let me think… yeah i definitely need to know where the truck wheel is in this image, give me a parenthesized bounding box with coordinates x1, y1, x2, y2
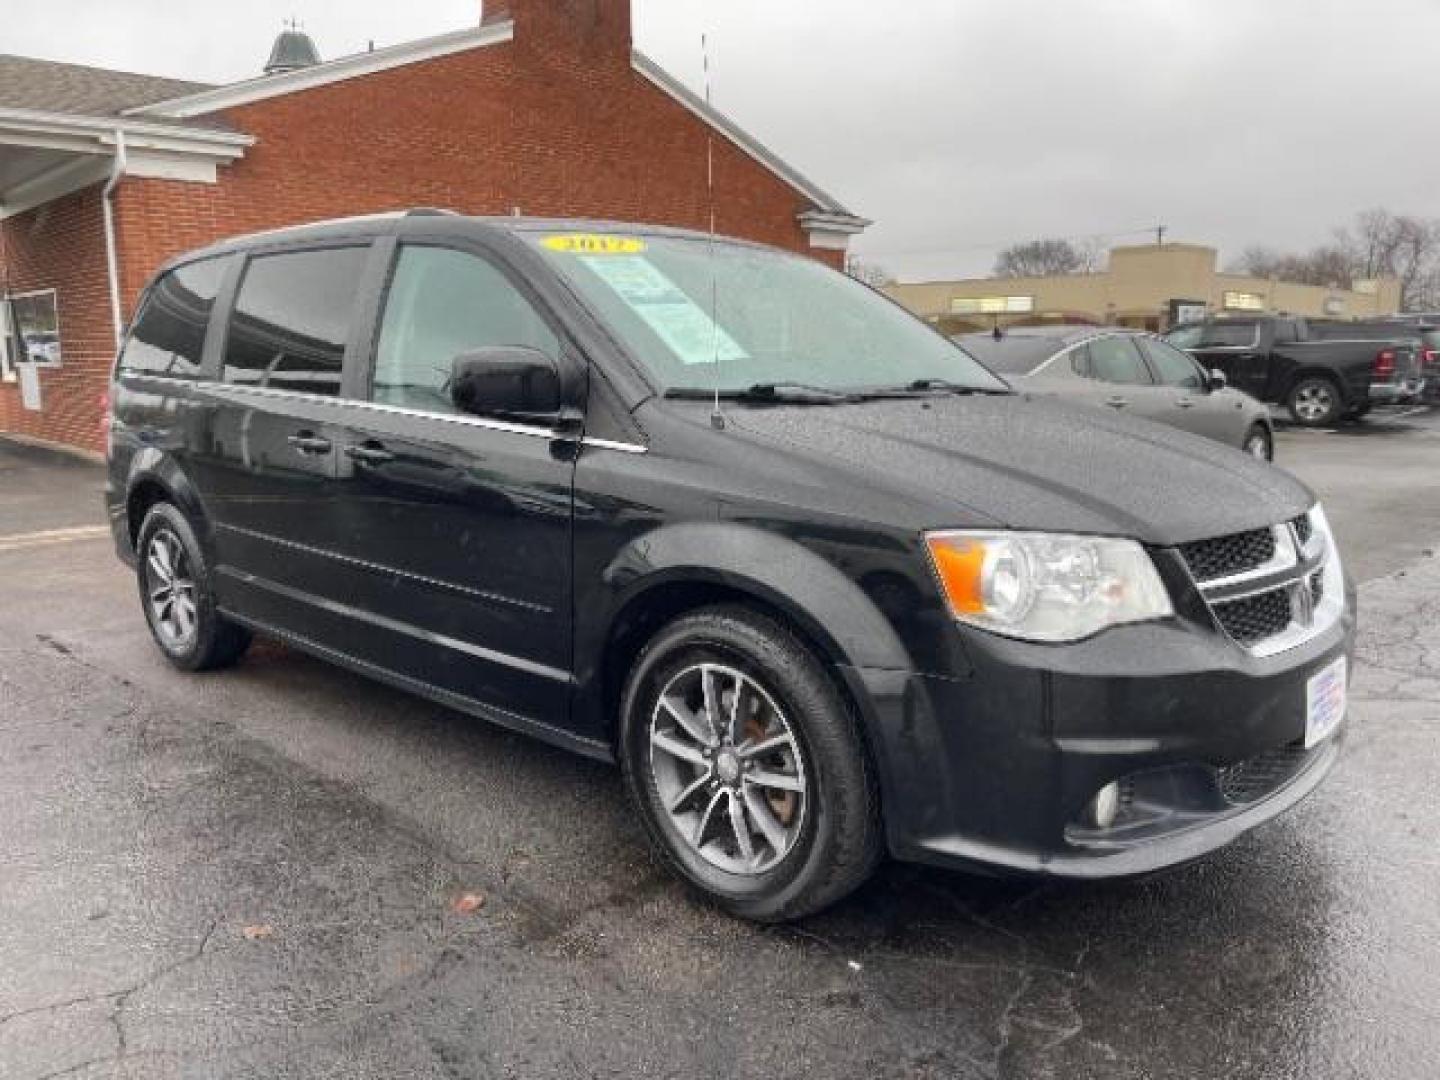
(136, 502, 252, 671)
(619, 605, 882, 922)
(1242, 424, 1273, 461)
(1287, 377, 1343, 427)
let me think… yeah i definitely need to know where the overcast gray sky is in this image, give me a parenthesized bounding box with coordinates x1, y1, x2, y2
(7, 0, 1439, 281)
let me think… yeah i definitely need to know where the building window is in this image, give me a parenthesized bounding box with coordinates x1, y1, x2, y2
(3, 290, 62, 370)
(951, 295, 1034, 315)
(1222, 290, 1265, 312)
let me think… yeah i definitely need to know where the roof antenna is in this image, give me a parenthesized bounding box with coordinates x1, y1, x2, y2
(703, 28, 724, 431)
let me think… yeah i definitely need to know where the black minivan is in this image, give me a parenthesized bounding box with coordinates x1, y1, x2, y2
(106, 212, 1355, 920)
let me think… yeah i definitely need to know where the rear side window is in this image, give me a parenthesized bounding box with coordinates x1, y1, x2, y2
(1086, 337, 1152, 384)
(119, 257, 230, 378)
(371, 246, 559, 414)
(222, 247, 369, 396)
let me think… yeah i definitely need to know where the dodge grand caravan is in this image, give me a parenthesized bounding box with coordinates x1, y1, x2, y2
(106, 212, 1355, 920)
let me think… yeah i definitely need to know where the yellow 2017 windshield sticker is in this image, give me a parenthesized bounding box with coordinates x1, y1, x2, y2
(541, 234, 647, 255)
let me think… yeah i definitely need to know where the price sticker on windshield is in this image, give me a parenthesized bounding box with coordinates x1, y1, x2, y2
(541, 234, 647, 256)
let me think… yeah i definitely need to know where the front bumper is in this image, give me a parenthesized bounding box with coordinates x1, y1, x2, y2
(842, 577, 1355, 879)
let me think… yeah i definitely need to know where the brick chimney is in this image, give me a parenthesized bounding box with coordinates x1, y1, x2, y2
(483, 0, 631, 59)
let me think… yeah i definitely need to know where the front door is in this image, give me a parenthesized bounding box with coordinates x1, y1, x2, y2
(1180, 319, 1269, 400)
(1136, 336, 1249, 446)
(328, 243, 578, 729)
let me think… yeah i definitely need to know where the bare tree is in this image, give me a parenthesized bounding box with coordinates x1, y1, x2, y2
(1233, 210, 1440, 308)
(993, 239, 1084, 278)
(845, 257, 895, 287)
(1074, 236, 1107, 273)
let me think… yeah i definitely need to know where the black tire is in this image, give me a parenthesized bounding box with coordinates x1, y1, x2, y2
(619, 605, 882, 922)
(1286, 376, 1344, 427)
(1241, 423, 1274, 462)
(135, 502, 251, 672)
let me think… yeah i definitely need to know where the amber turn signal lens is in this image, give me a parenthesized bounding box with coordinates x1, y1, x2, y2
(925, 534, 988, 616)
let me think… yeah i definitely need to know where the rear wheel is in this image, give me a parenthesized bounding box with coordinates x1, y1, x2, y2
(1287, 377, 1343, 427)
(1242, 423, 1273, 461)
(619, 606, 882, 922)
(136, 502, 251, 671)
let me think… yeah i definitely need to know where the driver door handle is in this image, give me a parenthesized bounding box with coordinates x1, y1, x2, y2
(345, 441, 396, 465)
(1104, 396, 1129, 408)
(1175, 397, 1196, 408)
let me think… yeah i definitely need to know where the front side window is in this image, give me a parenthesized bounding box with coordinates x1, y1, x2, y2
(527, 231, 1007, 394)
(372, 246, 559, 414)
(222, 247, 369, 396)
(1168, 321, 1259, 349)
(119, 257, 231, 379)
(1086, 336, 1152, 384)
(1139, 338, 1204, 389)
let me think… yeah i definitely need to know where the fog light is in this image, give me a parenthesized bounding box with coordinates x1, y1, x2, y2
(1088, 782, 1121, 829)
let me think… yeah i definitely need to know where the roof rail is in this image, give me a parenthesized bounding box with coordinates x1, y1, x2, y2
(405, 207, 459, 217)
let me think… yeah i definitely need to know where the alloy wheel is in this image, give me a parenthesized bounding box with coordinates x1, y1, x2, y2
(648, 662, 808, 875)
(1294, 384, 1333, 423)
(144, 527, 198, 650)
(1245, 432, 1271, 460)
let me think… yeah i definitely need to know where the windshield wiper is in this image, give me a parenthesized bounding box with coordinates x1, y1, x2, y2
(665, 382, 859, 404)
(901, 378, 1012, 395)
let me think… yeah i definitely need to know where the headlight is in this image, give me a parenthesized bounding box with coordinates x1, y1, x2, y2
(923, 530, 1173, 642)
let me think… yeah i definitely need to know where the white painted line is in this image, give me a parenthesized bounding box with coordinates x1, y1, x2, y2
(0, 524, 112, 553)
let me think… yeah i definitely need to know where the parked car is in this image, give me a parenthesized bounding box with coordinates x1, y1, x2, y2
(1165, 315, 1423, 426)
(106, 213, 1355, 920)
(955, 325, 1276, 459)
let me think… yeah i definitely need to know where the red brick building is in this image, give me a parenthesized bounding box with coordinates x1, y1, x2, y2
(0, 0, 867, 454)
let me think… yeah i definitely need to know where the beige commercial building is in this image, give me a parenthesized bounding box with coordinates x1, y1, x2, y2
(884, 242, 1402, 336)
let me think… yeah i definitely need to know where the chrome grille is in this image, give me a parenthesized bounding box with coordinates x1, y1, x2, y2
(1179, 510, 1337, 657)
(1213, 589, 1291, 645)
(1178, 527, 1276, 583)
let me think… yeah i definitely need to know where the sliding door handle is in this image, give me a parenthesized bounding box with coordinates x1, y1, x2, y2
(287, 432, 332, 455)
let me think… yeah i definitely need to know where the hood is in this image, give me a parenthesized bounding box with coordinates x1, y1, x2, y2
(723, 393, 1311, 547)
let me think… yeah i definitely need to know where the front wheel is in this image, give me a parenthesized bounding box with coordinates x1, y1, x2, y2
(1242, 423, 1274, 461)
(619, 606, 882, 922)
(1287, 377, 1343, 427)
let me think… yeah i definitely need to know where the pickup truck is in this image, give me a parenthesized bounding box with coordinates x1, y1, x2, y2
(1165, 316, 1424, 426)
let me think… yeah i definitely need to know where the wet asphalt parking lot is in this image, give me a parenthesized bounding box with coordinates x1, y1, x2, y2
(2, 409, 1439, 1079)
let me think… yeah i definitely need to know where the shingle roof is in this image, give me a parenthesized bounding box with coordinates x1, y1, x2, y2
(0, 54, 213, 118)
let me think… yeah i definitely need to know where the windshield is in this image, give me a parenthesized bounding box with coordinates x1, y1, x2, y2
(527, 231, 1008, 394)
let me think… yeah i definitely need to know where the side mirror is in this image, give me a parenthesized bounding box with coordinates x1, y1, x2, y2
(450, 346, 561, 420)
(1207, 368, 1228, 392)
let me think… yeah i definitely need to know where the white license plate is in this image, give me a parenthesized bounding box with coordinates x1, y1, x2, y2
(1304, 655, 1347, 748)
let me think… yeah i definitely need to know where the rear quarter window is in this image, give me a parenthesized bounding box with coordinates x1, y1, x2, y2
(118, 257, 231, 379)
